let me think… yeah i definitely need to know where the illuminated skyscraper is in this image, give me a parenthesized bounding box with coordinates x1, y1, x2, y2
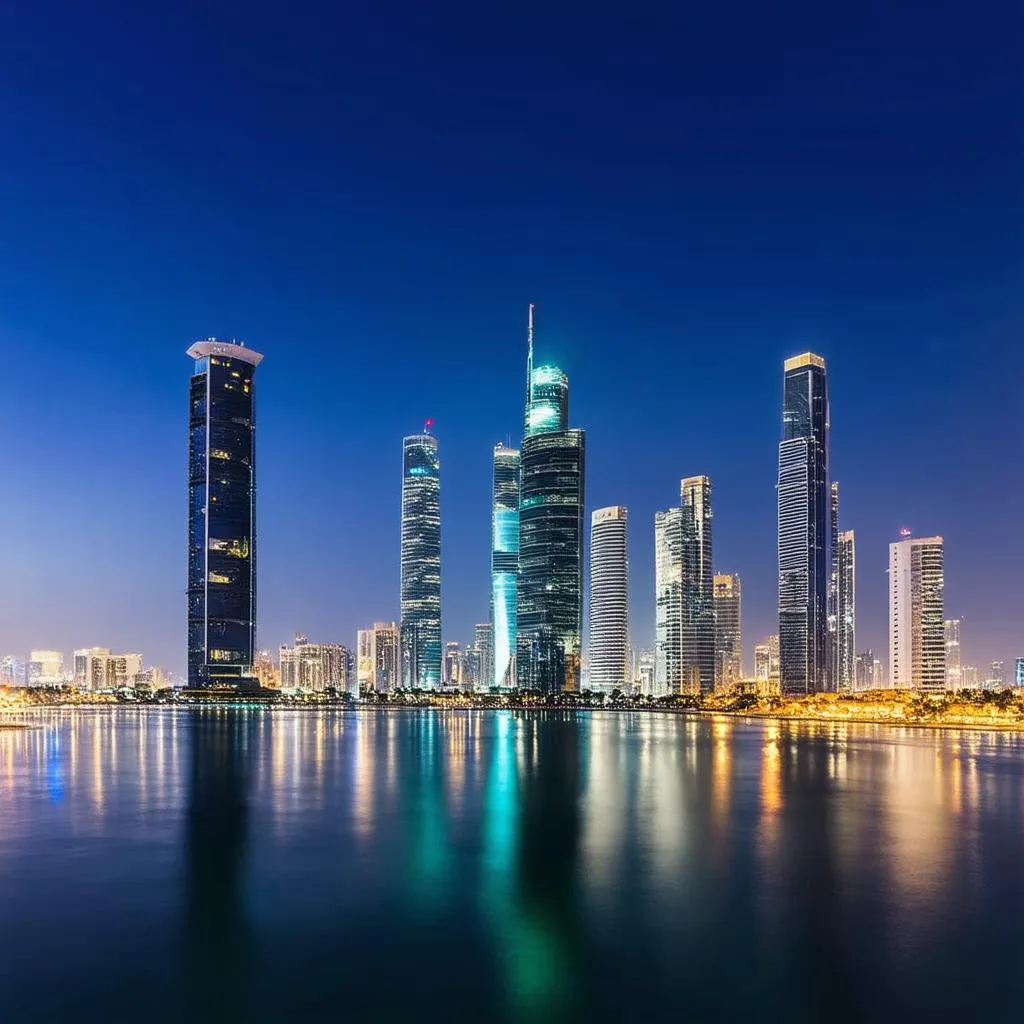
(836, 529, 855, 690)
(73, 648, 142, 691)
(681, 476, 715, 695)
(855, 649, 876, 690)
(588, 506, 630, 692)
(491, 443, 520, 687)
(828, 481, 840, 688)
(186, 339, 262, 691)
(713, 573, 742, 690)
(944, 618, 962, 688)
(754, 634, 781, 688)
(357, 622, 400, 692)
(517, 305, 585, 692)
(654, 508, 683, 696)
(1015, 658, 1024, 688)
(400, 427, 441, 688)
(474, 622, 494, 690)
(279, 635, 352, 693)
(889, 535, 945, 690)
(778, 352, 829, 694)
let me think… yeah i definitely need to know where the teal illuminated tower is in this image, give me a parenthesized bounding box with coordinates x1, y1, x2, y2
(516, 305, 586, 693)
(491, 443, 520, 687)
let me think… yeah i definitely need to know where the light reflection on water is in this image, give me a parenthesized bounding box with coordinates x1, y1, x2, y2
(1, 709, 1023, 1021)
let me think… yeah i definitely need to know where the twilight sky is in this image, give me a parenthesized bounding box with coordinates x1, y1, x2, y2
(0, 1, 1021, 676)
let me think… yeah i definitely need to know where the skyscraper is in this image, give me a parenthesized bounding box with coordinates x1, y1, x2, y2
(889, 535, 945, 690)
(754, 634, 781, 688)
(827, 480, 840, 688)
(588, 506, 630, 692)
(517, 305, 585, 693)
(855, 649, 876, 690)
(357, 622, 400, 693)
(944, 618, 962, 688)
(474, 622, 494, 690)
(654, 508, 683, 697)
(491, 443, 520, 688)
(186, 339, 262, 691)
(778, 352, 829, 695)
(836, 529, 855, 690)
(681, 476, 715, 695)
(400, 427, 441, 689)
(1015, 658, 1024, 688)
(713, 573, 742, 690)
(279, 635, 351, 693)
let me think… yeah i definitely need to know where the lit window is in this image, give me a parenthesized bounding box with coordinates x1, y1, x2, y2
(210, 448, 231, 460)
(208, 572, 231, 584)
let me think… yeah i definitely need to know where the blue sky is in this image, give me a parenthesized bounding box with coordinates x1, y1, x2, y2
(0, 1, 1020, 674)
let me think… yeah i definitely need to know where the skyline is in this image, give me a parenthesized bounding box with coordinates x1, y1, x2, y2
(0, 3, 1020, 673)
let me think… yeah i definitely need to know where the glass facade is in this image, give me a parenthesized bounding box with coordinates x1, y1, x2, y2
(778, 353, 829, 695)
(836, 529, 855, 691)
(186, 339, 262, 690)
(526, 365, 569, 436)
(681, 476, 715, 695)
(491, 444, 520, 688)
(654, 508, 683, 696)
(400, 432, 441, 688)
(713, 573, 742, 689)
(516, 427, 585, 693)
(588, 506, 630, 692)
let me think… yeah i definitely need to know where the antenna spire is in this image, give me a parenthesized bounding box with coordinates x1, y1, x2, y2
(524, 302, 535, 436)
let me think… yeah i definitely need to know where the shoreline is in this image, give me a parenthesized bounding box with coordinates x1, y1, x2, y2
(4, 701, 1024, 734)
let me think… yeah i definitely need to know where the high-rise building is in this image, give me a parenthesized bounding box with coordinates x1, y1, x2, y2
(516, 306, 585, 693)
(889, 535, 945, 690)
(279, 635, 352, 693)
(443, 641, 463, 688)
(27, 650, 64, 686)
(778, 352, 829, 695)
(961, 665, 979, 688)
(836, 529, 855, 690)
(491, 443, 520, 688)
(636, 649, 655, 694)
(654, 508, 683, 696)
(944, 618, 962, 688)
(253, 650, 279, 689)
(681, 476, 715, 695)
(828, 481, 840, 688)
(713, 573, 742, 690)
(73, 648, 142, 691)
(474, 623, 494, 690)
(1015, 658, 1024, 688)
(1, 655, 26, 686)
(588, 506, 630, 692)
(855, 649, 876, 690)
(186, 339, 262, 691)
(357, 622, 400, 693)
(400, 427, 441, 689)
(754, 635, 781, 687)
(987, 661, 1006, 689)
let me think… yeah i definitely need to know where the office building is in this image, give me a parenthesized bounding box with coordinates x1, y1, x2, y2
(836, 529, 855, 690)
(474, 622, 494, 690)
(1, 655, 26, 686)
(654, 508, 683, 696)
(828, 481, 840, 688)
(186, 339, 262, 690)
(491, 444, 520, 688)
(1015, 658, 1024, 688)
(713, 573, 742, 690)
(961, 665, 979, 688)
(357, 622, 400, 693)
(589, 506, 630, 692)
(681, 476, 715, 695)
(27, 650, 64, 686)
(889, 535, 945, 690)
(73, 648, 143, 691)
(778, 352, 829, 694)
(516, 305, 585, 692)
(944, 618, 962, 688)
(987, 661, 1005, 689)
(855, 650, 876, 690)
(754, 635, 781, 685)
(636, 649, 655, 694)
(253, 650, 279, 689)
(443, 641, 463, 688)
(279, 635, 352, 693)
(400, 427, 441, 689)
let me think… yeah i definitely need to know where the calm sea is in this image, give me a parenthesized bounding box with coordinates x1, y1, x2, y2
(1, 709, 1022, 1022)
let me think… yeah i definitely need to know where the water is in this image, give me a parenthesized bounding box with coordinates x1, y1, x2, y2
(1, 709, 1023, 1022)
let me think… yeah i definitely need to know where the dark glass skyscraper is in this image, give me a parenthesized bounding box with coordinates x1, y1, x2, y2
(517, 306, 585, 693)
(491, 443, 520, 687)
(778, 352, 829, 694)
(186, 339, 262, 690)
(400, 427, 441, 688)
(680, 475, 715, 695)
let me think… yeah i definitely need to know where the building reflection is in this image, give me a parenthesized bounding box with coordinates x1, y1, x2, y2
(183, 711, 256, 1020)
